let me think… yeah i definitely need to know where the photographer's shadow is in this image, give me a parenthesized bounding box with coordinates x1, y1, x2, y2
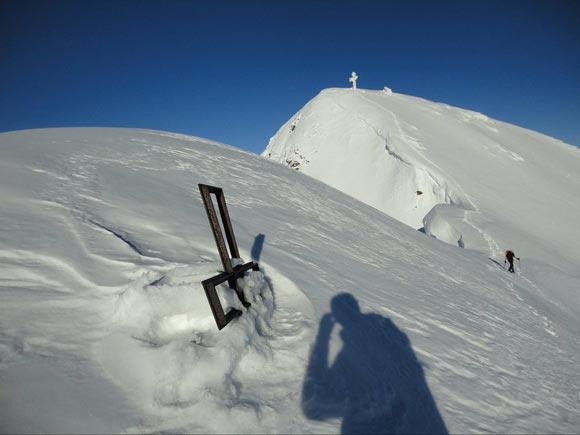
(302, 293, 447, 434)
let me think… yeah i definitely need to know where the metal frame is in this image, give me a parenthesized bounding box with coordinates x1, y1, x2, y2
(201, 261, 260, 330)
(199, 184, 240, 273)
(199, 184, 260, 330)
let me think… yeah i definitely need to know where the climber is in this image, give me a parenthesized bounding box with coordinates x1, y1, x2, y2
(504, 250, 520, 273)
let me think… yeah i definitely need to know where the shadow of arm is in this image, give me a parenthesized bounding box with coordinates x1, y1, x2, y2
(302, 313, 342, 420)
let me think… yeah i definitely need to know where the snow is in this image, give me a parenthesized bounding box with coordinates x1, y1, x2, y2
(263, 86, 580, 318)
(1, 122, 580, 433)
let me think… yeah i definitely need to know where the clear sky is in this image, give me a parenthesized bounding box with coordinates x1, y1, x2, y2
(1, 0, 579, 153)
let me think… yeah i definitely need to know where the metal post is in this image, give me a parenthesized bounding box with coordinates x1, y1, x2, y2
(199, 184, 234, 274)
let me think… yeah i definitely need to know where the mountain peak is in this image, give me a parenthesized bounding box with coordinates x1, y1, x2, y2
(263, 88, 580, 273)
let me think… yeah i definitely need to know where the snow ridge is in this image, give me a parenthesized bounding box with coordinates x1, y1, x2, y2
(262, 87, 580, 269)
(262, 88, 477, 234)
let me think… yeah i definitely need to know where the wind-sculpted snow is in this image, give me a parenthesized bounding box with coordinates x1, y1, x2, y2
(1, 128, 580, 433)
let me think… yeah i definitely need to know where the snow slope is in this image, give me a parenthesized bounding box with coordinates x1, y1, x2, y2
(262, 88, 580, 294)
(263, 88, 580, 340)
(1, 128, 579, 433)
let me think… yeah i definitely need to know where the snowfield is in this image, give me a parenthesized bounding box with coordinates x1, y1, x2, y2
(1, 122, 579, 433)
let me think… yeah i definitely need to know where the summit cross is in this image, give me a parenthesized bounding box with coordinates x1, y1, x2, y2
(349, 71, 358, 89)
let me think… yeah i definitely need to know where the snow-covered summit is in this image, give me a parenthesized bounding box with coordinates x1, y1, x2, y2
(262, 87, 580, 289)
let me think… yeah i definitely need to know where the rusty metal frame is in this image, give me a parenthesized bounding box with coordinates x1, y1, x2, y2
(201, 261, 260, 330)
(199, 184, 240, 273)
(199, 184, 260, 330)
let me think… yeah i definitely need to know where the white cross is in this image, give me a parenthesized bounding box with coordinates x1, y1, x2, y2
(349, 71, 358, 89)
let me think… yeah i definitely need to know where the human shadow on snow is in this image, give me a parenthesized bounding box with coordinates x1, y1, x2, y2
(302, 293, 448, 434)
(488, 258, 505, 269)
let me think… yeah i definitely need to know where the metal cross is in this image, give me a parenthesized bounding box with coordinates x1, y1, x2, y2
(349, 71, 358, 89)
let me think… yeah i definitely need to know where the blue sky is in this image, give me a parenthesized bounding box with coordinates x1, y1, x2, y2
(1, 0, 579, 153)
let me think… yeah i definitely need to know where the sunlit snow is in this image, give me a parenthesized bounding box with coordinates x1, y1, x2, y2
(1, 90, 580, 434)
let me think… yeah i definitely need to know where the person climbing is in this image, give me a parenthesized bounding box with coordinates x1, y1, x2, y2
(504, 250, 520, 273)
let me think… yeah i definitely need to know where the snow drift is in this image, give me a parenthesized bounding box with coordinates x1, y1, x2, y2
(1, 127, 579, 433)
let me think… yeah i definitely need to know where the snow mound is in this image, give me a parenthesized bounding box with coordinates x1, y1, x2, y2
(112, 263, 273, 346)
(100, 261, 284, 428)
(422, 204, 489, 250)
(98, 260, 317, 433)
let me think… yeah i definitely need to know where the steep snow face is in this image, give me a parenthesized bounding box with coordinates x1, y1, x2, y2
(262, 88, 580, 275)
(1, 128, 580, 433)
(263, 89, 471, 231)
